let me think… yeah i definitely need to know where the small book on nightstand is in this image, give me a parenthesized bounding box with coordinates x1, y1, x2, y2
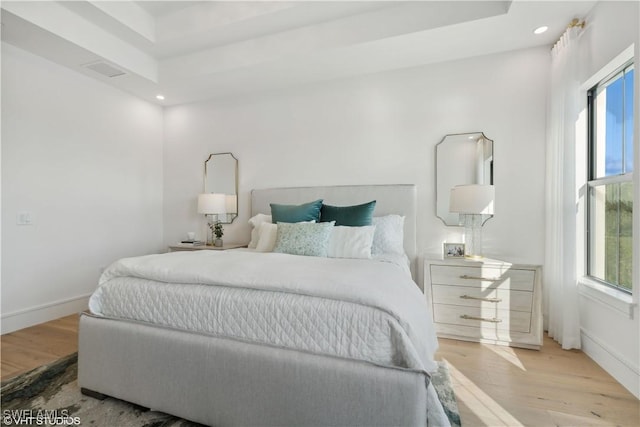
(180, 240, 205, 246)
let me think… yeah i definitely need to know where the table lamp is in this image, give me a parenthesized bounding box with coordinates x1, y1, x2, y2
(197, 193, 227, 246)
(449, 184, 495, 259)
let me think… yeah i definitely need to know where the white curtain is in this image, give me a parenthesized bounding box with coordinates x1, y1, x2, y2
(544, 26, 583, 349)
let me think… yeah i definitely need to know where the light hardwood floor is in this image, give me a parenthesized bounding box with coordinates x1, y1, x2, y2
(1, 315, 638, 426)
(436, 336, 639, 426)
(1, 314, 79, 381)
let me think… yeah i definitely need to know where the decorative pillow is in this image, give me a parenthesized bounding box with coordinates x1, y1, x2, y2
(273, 221, 335, 257)
(255, 222, 278, 252)
(248, 214, 272, 249)
(320, 200, 376, 226)
(270, 199, 323, 224)
(371, 215, 405, 256)
(327, 225, 376, 259)
(254, 220, 317, 252)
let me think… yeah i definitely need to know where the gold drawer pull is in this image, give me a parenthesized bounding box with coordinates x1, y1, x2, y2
(460, 274, 501, 281)
(460, 294, 502, 303)
(460, 314, 502, 323)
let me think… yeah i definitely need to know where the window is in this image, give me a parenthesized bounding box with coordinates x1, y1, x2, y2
(587, 63, 634, 293)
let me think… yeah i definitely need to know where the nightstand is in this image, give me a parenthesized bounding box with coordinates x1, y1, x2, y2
(424, 257, 543, 350)
(168, 243, 247, 252)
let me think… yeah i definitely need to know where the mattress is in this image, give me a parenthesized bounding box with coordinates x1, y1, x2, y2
(89, 250, 439, 373)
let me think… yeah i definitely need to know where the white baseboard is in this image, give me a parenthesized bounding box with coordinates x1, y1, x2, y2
(1, 294, 91, 334)
(581, 327, 640, 398)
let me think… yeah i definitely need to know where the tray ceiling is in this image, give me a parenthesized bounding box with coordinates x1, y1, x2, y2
(1, 1, 595, 105)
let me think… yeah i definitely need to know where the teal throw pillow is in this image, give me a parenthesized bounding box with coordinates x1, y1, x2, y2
(273, 222, 335, 257)
(320, 200, 376, 226)
(270, 199, 323, 223)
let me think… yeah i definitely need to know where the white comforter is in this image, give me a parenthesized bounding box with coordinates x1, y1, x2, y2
(90, 250, 439, 373)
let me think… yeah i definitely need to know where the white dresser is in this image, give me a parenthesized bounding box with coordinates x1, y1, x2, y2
(424, 257, 543, 349)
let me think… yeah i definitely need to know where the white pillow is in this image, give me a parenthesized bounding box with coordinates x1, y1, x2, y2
(248, 214, 272, 248)
(371, 215, 405, 256)
(255, 222, 278, 252)
(327, 226, 376, 259)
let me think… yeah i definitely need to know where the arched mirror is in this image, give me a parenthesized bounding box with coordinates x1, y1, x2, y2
(436, 132, 493, 226)
(204, 152, 238, 223)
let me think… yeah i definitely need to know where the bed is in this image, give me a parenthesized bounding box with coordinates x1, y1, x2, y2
(78, 184, 449, 426)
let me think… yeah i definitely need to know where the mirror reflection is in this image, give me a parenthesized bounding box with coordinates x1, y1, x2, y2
(436, 132, 493, 226)
(204, 152, 238, 223)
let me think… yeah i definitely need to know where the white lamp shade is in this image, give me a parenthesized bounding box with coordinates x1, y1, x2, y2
(198, 193, 227, 214)
(450, 184, 495, 215)
(225, 194, 237, 214)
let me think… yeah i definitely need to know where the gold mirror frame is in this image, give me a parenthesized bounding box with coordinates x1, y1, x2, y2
(204, 152, 238, 224)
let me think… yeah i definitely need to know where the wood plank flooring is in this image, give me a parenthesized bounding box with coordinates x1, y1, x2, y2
(1, 315, 638, 426)
(1, 314, 79, 381)
(436, 335, 640, 426)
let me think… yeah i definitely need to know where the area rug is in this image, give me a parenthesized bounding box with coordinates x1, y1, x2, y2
(1, 353, 461, 427)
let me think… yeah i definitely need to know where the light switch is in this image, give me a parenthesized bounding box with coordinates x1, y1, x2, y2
(17, 211, 33, 225)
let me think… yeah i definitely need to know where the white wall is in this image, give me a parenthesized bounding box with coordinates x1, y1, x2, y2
(163, 46, 549, 280)
(1, 43, 164, 333)
(574, 1, 640, 398)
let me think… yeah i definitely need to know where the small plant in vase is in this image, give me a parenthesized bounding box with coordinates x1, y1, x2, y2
(208, 220, 224, 247)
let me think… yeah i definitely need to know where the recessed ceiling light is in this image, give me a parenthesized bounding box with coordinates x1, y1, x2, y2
(534, 26, 548, 35)
(156, 94, 165, 100)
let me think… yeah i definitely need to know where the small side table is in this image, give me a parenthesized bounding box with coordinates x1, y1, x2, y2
(168, 243, 247, 252)
(424, 257, 543, 350)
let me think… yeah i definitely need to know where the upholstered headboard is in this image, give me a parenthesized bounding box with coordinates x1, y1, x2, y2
(251, 184, 417, 276)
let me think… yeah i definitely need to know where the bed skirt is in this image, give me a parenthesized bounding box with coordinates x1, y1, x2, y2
(78, 314, 431, 426)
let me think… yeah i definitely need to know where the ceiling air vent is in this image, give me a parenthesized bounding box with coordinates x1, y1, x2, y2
(83, 61, 126, 78)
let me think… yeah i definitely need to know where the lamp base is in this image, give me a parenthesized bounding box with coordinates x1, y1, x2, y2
(460, 213, 485, 258)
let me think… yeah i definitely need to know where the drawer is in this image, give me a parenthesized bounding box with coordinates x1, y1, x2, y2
(433, 303, 532, 333)
(430, 265, 535, 291)
(434, 323, 539, 346)
(431, 284, 533, 313)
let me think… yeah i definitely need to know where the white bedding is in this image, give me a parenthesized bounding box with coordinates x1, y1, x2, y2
(90, 250, 439, 373)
